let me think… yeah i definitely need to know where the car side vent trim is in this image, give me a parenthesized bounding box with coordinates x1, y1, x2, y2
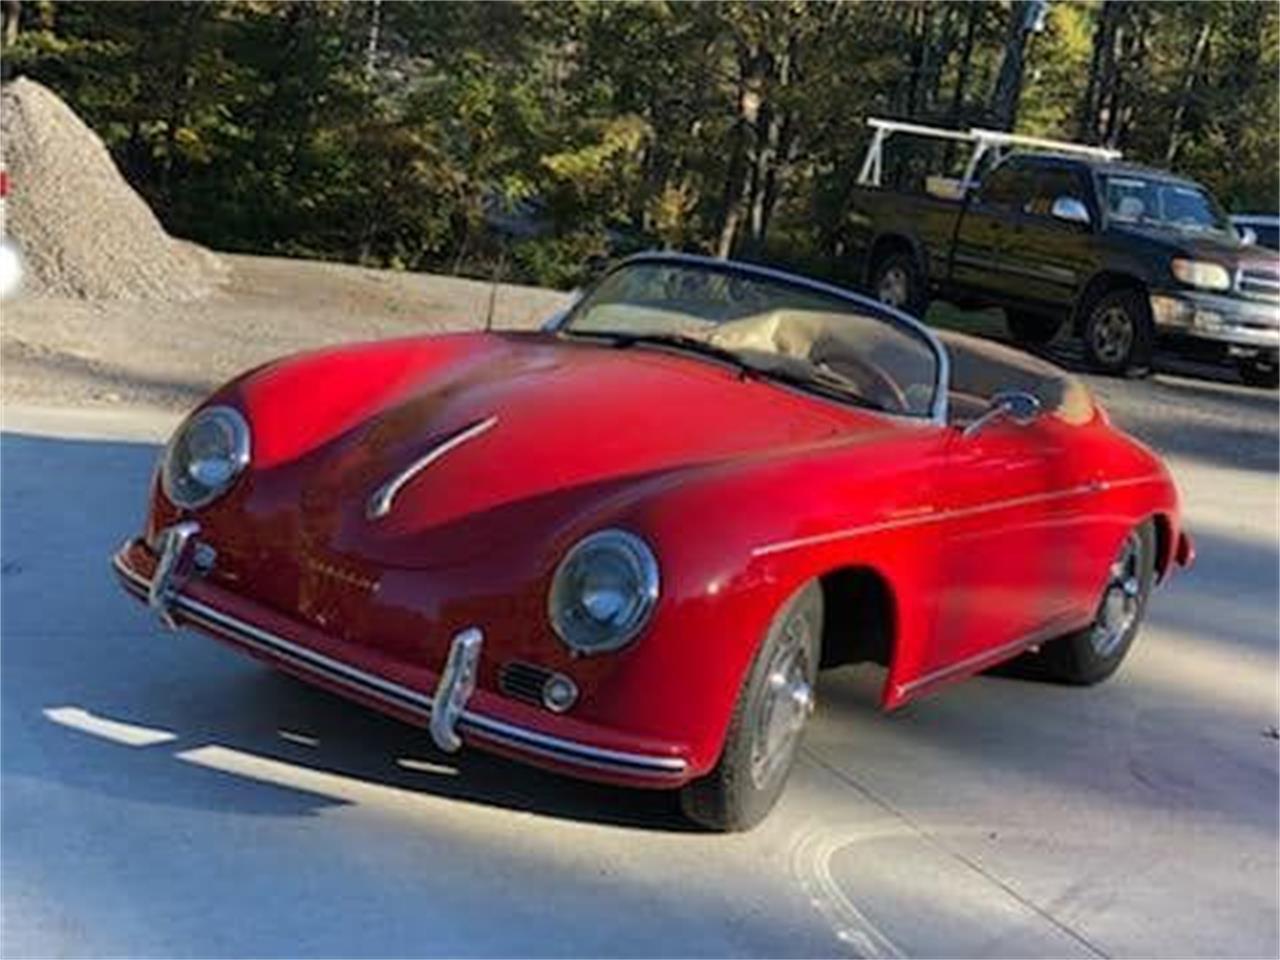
(499, 661, 556, 706)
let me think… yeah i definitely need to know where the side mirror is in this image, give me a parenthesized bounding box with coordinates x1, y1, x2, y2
(1051, 196, 1091, 227)
(1238, 225, 1258, 246)
(963, 390, 1042, 439)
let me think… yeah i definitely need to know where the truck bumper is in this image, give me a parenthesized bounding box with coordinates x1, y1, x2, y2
(1149, 289, 1279, 355)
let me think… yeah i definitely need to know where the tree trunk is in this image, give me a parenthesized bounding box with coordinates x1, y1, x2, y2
(364, 0, 382, 83)
(988, 0, 1045, 131)
(716, 43, 764, 259)
(160, 3, 206, 205)
(1164, 17, 1212, 164)
(1, 0, 19, 50)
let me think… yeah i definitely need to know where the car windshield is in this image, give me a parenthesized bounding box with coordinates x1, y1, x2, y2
(1103, 175, 1234, 237)
(559, 259, 943, 418)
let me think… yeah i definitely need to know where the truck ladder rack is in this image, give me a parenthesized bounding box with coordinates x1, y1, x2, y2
(857, 117, 1121, 190)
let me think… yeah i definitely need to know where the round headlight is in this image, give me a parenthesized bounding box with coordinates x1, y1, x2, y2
(161, 405, 251, 509)
(548, 529, 659, 654)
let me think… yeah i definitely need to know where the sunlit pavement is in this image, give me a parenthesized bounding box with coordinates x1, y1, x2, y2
(2, 401, 1276, 958)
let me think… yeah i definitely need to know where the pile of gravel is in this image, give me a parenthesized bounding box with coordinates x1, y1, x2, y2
(1, 77, 224, 301)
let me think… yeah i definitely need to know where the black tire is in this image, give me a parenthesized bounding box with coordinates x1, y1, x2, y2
(680, 581, 822, 832)
(1238, 355, 1280, 389)
(1006, 310, 1061, 346)
(1081, 288, 1154, 377)
(870, 250, 928, 317)
(1021, 521, 1156, 685)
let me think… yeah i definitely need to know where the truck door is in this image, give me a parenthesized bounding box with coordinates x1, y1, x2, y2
(949, 158, 1036, 300)
(1004, 164, 1097, 309)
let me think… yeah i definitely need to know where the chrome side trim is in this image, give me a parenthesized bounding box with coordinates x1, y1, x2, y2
(894, 616, 1083, 698)
(111, 551, 687, 777)
(751, 473, 1166, 558)
(366, 416, 498, 520)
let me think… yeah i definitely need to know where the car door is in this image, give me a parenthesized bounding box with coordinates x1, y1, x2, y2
(1002, 164, 1098, 309)
(949, 158, 1036, 300)
(926, 414, 1073, 683)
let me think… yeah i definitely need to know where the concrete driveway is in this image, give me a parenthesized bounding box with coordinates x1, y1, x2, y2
(2, 392, 1276, 958)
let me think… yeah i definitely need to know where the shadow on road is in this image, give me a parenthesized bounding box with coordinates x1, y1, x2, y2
(1, 429, 696, 832)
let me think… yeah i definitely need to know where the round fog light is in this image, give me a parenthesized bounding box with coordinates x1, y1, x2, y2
(542, 674, 579, 713)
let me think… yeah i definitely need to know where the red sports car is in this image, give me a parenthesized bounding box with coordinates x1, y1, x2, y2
(112, 254, 1193, 830)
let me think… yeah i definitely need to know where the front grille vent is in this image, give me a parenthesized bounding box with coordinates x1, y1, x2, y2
(1238, 267, 1280, 302)
(499, 661, 555, 706)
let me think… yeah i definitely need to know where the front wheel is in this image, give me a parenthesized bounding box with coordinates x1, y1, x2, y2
(680, 582, 822, 832)
(1238, 354, 1280, 389)
(1082, 289, 1154, 377)
(1031, 521, 1156, 684)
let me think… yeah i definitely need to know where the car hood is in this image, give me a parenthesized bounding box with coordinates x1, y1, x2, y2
(242, 333, 888, 569)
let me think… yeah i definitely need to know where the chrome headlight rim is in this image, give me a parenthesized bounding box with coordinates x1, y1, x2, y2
(160, 405, 252, 510)
(548, 528, 660, 656)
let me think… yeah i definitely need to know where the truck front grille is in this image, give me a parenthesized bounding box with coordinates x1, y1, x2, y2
(1237, 267, 1280, 302)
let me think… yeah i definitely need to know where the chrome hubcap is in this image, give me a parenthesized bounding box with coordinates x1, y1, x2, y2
(876, 266, 909, 309)
(1093, 306, 1134, 364)
(750, 613, 815, 788)
(1091, 532, 1141, 657)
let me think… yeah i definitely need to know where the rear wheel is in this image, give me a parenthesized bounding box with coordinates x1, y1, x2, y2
(1006, 310, 1061, 346)
(680, 582, 821, 832)
(870, 250, 927, 317)
(1082, 288, 1154, 377)
(1238, 354, 1280, 389)
(1029, 521, 1156, 684)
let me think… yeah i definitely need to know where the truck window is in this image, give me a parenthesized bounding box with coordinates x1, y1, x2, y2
(1025, 168, 1090, 218)
(977, 162, 1035, 211)
(1103, 175, 1232, 237)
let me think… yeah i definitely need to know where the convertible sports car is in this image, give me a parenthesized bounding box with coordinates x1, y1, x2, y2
(112, 253, 1193, 830)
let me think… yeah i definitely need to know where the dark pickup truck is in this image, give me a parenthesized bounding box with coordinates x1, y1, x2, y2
(848, 152, 1280, 387)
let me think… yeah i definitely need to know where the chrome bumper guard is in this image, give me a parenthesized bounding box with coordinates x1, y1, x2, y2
(113, 526, 687, 781)
(148, 521, 200, 627)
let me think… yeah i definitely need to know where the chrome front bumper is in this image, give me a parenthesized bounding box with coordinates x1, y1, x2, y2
(1150, 290, 1280, 351)
(114, 524, 688, 783)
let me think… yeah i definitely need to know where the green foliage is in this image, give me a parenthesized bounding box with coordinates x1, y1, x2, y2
(2, 0, 1276, 289)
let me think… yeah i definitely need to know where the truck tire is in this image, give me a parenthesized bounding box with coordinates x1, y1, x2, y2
(1006, 311, 1061, 346)
(1082, 288, 1153, 377)
(1238, 355, 1280, 389)
(870, 251, 927, 317)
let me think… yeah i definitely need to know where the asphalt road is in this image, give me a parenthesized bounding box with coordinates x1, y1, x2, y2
(2, 381, 1277, 958)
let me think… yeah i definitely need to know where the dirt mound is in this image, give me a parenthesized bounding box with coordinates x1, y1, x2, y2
(0, 77, 224, 300)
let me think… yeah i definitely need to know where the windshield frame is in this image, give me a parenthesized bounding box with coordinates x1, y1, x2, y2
(548, 252, 951, 425)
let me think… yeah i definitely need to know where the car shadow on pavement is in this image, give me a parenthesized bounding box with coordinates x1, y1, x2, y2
(1, 429, 697, 832)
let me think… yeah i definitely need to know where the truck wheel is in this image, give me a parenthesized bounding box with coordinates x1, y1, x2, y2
(1031, 522, 1156, 685)
(680, 582, 821, 832)
(1082, 288, 1153, 377)
(1238, 355, 1279, 389)
(871, 251, 927, 316)
(1006, 311, 1061, 346)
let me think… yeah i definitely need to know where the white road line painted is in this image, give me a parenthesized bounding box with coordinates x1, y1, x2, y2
(43, 706, 178, 747)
